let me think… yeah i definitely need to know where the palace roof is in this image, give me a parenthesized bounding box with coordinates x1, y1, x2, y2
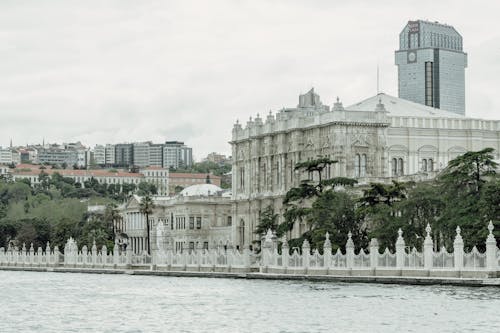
(346, 93, 465, 118)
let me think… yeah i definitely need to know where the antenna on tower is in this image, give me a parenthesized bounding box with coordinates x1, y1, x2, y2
(376, 63, 380, 94)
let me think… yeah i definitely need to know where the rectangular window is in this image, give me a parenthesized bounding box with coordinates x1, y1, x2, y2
(203, 242, 209, 250)
(227, 216, 232, 226)
(196, 217, 202, 229)
(425, 62, 433, 107)
(189, 242, 194, 252)
(189, 216, 194, 229)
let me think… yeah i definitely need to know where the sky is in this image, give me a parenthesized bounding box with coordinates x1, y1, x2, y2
(1, 0, 499, 160)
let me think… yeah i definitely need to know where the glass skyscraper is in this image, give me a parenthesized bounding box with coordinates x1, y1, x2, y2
(395, 20, 467, 115)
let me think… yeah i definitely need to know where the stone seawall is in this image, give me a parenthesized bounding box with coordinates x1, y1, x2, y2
(2, 266, 500, 288)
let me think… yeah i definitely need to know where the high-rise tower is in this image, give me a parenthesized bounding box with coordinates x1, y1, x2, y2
(395, 20, 467, 115)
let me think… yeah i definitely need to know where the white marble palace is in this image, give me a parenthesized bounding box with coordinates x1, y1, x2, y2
(230, 89, 500, 249)
(120, 183, 233, 254)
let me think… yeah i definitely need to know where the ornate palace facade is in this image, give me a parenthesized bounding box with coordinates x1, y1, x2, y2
(230, 89, 500, 249)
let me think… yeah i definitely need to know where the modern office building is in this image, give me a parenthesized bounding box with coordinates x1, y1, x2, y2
(93, 145, 106, 165)
(114, 144, 134, 167)
(395, 20, 467, 115)
(132, 142, 151, 167)
(163, 141, 193, 169)
(37, 147, 79, 166)
(105, 144, 115, 165)
(149, 144, 164, 167)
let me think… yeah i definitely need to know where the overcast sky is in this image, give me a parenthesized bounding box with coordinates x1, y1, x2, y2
(1, 0, 499, 159)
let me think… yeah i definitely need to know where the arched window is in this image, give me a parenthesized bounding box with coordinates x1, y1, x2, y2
(360, 154, 367, 177)
(398, 158, 404, 176)
(391, 158, 397, 176)
(428, 159, 433, 171)
(422, 159, 427, 172)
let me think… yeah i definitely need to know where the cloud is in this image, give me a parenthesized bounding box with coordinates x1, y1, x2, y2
(0, 0, 499, 159)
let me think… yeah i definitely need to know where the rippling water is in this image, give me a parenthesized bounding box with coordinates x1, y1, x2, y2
(1, 271, 499, 332)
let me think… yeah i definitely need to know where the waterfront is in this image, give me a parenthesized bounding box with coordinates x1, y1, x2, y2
(0, 271, 499, 332)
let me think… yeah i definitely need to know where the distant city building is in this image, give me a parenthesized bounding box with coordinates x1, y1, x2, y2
(93, 145, 106, 165)
(163, 141, 193, 169)
(37, 146, 79, 166)
(395, 20, 467, 115)
(92, 141, 191, 169)
(0, 148, 19, 165)
(132, 142, 151, 167)
(105, 144, 115, 165)
(149, 144, 164, 167)
(204, 152, 230, 164)
(114, 144, 134, 167)
(9, 164, 170, 196)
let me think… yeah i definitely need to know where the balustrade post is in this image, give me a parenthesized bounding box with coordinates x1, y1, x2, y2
(197, 242, 203, 269)
(166, 242, 173, 268)
(424, 224, 433, 269)
(370, 238, 379, 268)
(53, 246, 61, 267)
(101, 245, 108, 267)
(126, 245, 133, 268)
(486, 221, 497, 270)
(91, 240, 97, 267)
(396, 229, 405, 268)
(82, 245, 88, 267)
(45, 242, 51, 267)
(302, 239, 310, 269)
(29, 243, 34, 266)
(346, 232, 354, 268)
(282, 235, 289, 269)
(323, 232, 332, 269)
(113, 239, 120, 267)
(242, 245, 251, 270)
(261, 229, 274, 271)
(453, 226, 464, 270)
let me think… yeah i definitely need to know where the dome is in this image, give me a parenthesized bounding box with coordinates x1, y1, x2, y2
(180, 183, 223, 197)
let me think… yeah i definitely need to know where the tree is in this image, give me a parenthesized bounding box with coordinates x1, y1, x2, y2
(139, 195, 155, 255)
(439, 147, 497, 196)
(309, 190, 366, 251)
(104, 203, 121, 236)
(254, 205, 279, 236)
(137, 182, 157, 196)
(437, 148, 498, 249)
(280, 157, 359, 250)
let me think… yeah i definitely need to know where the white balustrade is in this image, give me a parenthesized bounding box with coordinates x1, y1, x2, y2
(0, 222, 498, 277)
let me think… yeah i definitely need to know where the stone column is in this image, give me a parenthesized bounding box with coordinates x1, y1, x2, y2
(453, 226, 464, 270)
(370, 238, 379, 268)
(486, 221, 497, 271)
(395, 228, 405, 268)
(346, 232, 354, 268)
(424, 224, 433, 269)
